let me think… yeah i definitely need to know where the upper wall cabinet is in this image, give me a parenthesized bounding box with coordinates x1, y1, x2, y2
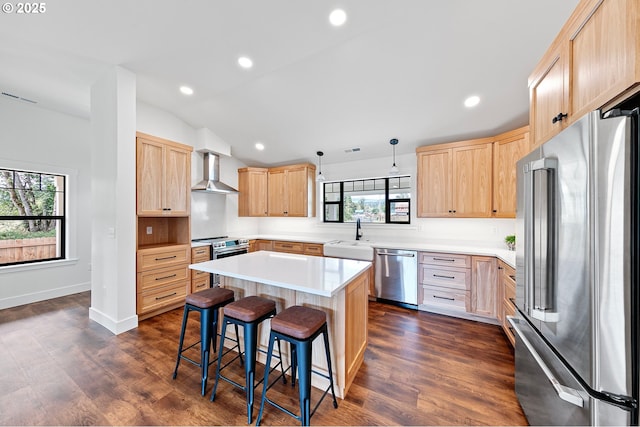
(238, 167, 268, 217)
(136, 132, 193, 216)
(529, 0, 640, 148)
(417, 138, 493, 218)
(238, 163, 316, 217)
(492, 126, 530, 218)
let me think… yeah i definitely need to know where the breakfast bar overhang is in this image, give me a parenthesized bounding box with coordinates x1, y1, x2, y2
(189, 250, 372, 399)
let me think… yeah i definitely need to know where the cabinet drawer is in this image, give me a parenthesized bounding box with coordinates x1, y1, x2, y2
(137, 264, 189, 292)
(191, 246, 211, 263)
(303, 243, 323, 256)
(191, 268, 209, 280)
(419, 285, 468, 313)
(137, 245, 190, 270)
(138, 282, 187, 314)
(191, 275, 211, 293)
(273, 241, 304, 254)
(502, 299, 516, 346)
(420, 266, 470, 291)
(419, 252, 470, 268)
(504, 274, 516, 303)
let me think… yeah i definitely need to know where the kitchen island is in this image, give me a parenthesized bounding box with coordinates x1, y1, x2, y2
(189, 250, 372, 399)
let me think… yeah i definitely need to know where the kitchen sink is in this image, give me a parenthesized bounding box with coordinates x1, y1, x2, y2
(323, 240, 374, 261)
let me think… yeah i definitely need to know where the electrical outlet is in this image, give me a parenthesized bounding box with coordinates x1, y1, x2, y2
(491, 226, 498, 235)
(146, 226, 153, 235)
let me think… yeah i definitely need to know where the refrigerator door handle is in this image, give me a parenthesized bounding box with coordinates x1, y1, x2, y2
(508, 316, 584, 408)
(526, 158, 560, 323)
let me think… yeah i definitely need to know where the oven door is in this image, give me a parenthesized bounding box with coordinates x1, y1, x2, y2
(211, 247, 248, 285)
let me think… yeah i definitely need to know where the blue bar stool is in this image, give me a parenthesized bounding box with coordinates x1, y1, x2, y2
(211, 296, 284, 424)
(172, 286, 236, 396)
(256, 305, 338, 426)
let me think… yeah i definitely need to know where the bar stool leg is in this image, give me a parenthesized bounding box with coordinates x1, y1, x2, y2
(244, 321, 259, 424)
(256, 333, 277, 426)
(200, 308, 212, 396)
(211, 316, 229, 402)
(296, 340, 313, 426)
(322, 325, 338, 409)
(172, 305, 191, 380)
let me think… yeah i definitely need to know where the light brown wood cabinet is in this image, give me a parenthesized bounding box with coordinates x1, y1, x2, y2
(191, 246, 211, 293)
(267, 164, 316, 217)
(238, 167, 268, 216)
(136, 132, 192, 216)
(470, 256, 498, 318)
(529, 0, 640, 148)
(418, 252, 471, 314)
(416, 138, 493, 218)
(492, 126, 530, 218)
(136, 132, 193, 320)
(238, 163, 316, 217)
(497, 260, 516, 347)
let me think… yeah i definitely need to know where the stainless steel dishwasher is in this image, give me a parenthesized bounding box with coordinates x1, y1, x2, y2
(374, 248, 417, 308)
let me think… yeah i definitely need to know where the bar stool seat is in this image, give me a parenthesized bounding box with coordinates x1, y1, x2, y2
(257, 305, 338, 426)
(211, 296, 284, 424)
(173, 286, 235, 396)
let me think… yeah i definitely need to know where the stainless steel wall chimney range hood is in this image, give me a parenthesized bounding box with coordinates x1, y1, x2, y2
(191, 152, 238, 194)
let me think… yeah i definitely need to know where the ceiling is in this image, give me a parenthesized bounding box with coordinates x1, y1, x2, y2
(0, 0, 579, 167)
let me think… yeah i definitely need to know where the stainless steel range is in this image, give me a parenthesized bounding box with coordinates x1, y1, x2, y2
(191, 236, 249, 285)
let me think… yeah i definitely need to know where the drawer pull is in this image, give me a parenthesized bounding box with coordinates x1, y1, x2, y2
(155, 273, 177, 281)
(281, 244, 292, 248)
(433, 274, 455, 279)
(155, 292, 177, 300)
(155, 255, 177, 261)
(195, 249, 206, 255)
(433, 257, 455, 262)
(509, 275, 516, 281)
(196, 283, 206, 289)
(433, 295, 455, 301)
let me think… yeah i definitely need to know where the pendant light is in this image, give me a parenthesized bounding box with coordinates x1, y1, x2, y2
(389, 138, 399, 175)
(316, 151, 326, 181)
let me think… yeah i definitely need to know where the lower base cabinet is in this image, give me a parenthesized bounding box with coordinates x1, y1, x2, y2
(498, 260, 516, 346)
(418, 251, 502, 325)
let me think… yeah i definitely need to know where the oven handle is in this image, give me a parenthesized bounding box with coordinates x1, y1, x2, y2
(507, 316, 584, 408)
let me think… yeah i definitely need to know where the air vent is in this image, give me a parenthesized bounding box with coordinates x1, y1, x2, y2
(2, 91, 38, 104)
(344, 147, 361, 153)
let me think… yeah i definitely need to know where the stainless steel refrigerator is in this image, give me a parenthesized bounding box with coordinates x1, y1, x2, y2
(510, 109, 639, 425)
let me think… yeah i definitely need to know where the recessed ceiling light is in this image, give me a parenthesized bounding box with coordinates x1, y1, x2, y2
(464, 95, 480, 108)
(255, 142, 265, 151)
(238, 56, 253, 69)
(179, 86, 194, 95)
(329, 9, 347, 26)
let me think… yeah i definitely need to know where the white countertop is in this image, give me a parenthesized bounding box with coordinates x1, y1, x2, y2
(189, 250, 371, 297)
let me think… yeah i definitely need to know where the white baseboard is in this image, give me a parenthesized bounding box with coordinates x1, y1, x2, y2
(0, 281, 91, 310)
(89, 307, 138, 335)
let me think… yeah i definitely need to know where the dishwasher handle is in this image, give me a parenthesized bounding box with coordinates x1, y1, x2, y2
(376, 251, 416, 257)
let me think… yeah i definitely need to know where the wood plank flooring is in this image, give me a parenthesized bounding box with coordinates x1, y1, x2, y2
(0, 292, 527, 425)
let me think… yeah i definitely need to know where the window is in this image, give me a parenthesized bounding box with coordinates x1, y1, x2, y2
(323, 175, 411, 224)
(0, 168, 66, 266)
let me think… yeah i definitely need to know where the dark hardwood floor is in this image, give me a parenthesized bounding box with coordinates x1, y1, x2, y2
(0, 292, 527, 426)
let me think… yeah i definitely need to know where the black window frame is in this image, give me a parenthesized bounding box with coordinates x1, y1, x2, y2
(322, 175, 411, 224)
(0, 168, 66, 267)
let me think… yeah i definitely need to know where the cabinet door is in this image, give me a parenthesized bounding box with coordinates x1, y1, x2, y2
(492, 129, 529, 218)
(571, 0, 638, 120)
(530, 44, 568, 149)
(284, 166, 309, 217)
(416, 148, 451, 217)
(470, 256, 498, 318)
(164, 145, 190, 216)
(239, 168, 268, 217)
(267, 169, 286, 216)
(452, 143, 493, 217)
(137, 138, 164, 216)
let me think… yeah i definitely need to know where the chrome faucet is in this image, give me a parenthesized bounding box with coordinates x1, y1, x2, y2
(355, 218, 363, 240)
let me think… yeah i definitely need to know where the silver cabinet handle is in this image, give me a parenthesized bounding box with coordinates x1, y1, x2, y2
(377, 252, 415, 257)
(507, 316, 584, 407)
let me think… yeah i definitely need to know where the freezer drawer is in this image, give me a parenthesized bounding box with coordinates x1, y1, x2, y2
(509, 315, 631, 426)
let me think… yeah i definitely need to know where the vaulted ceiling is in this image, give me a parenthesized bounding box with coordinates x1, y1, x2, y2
(0, 0, 579, 166)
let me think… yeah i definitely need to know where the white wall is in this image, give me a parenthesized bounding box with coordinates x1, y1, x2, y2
(255, 152, 516, 247)
(0, 97, 92, 309)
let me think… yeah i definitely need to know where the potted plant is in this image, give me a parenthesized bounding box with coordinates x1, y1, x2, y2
(505, 234, 516, 251)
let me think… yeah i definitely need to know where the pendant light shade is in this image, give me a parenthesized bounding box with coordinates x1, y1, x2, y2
(316, 151, 326, 181)
(389, 138, 399, 175)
